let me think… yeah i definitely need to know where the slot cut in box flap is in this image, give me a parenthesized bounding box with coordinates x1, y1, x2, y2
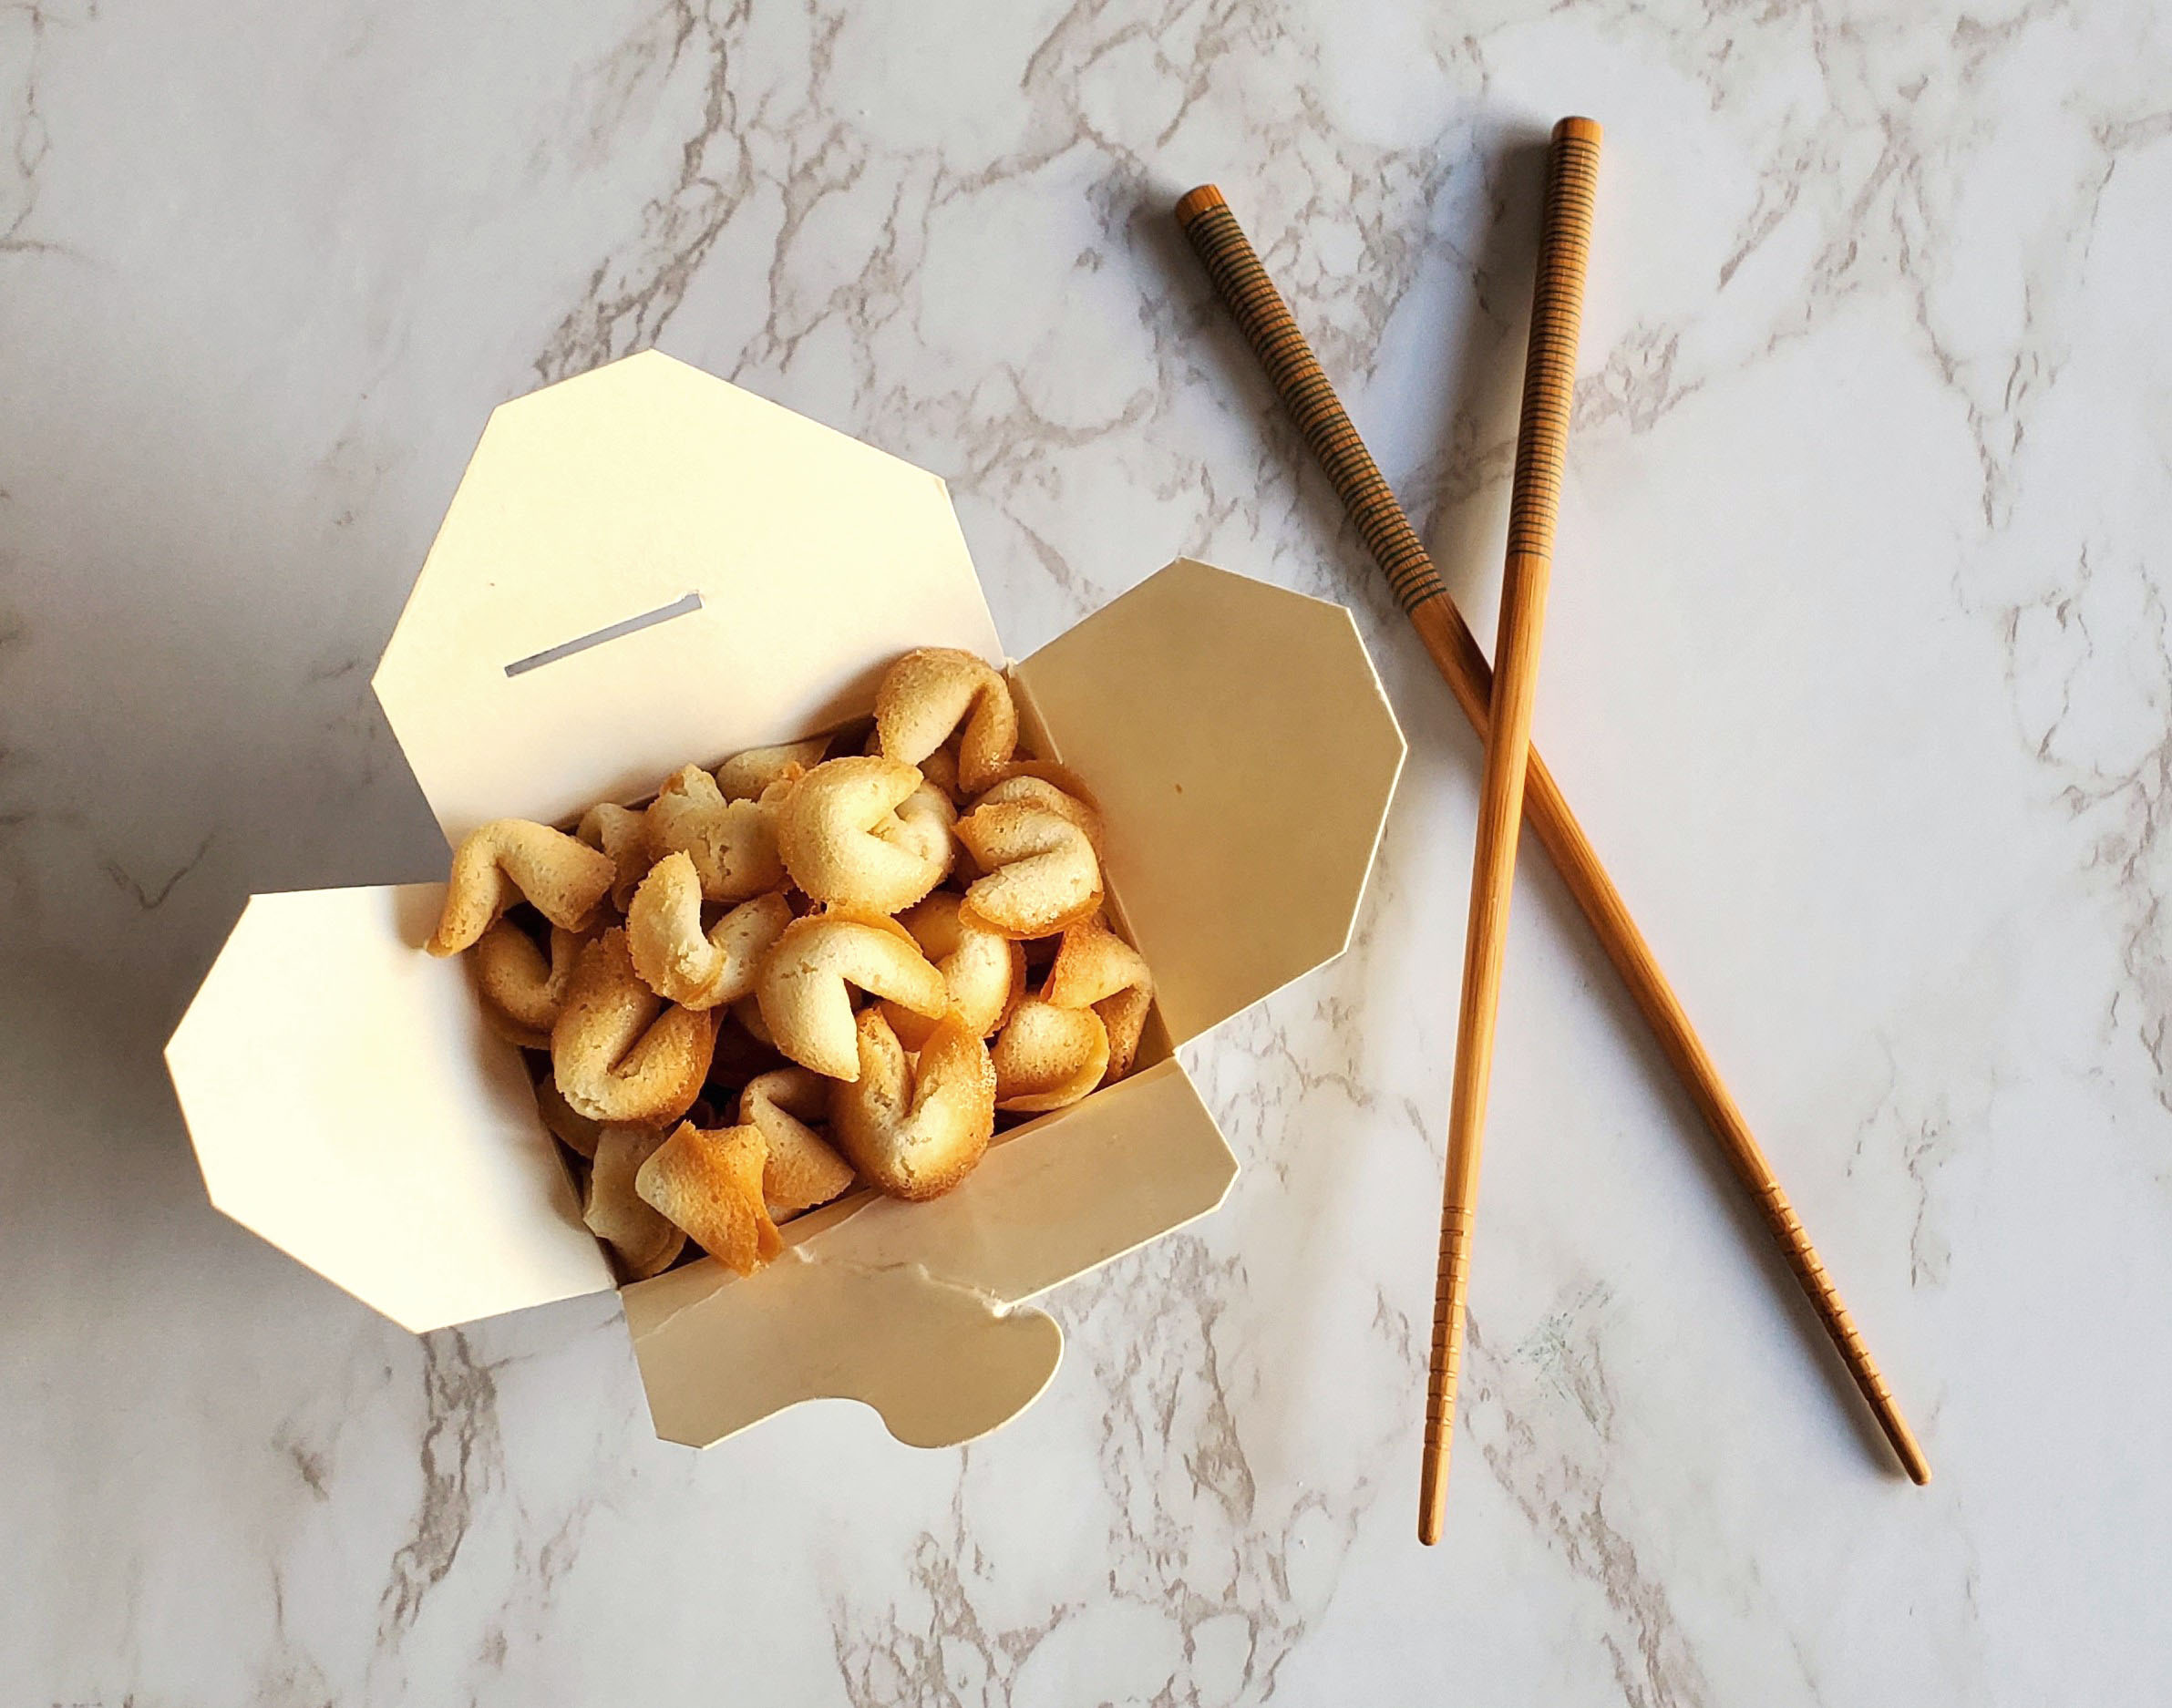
(373, 349, 1005, 846)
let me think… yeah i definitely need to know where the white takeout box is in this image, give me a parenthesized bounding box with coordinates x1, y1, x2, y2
(166, 350, 1405, 1448)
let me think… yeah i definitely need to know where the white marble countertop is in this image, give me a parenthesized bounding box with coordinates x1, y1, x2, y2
(5, 2, 2168, 1700)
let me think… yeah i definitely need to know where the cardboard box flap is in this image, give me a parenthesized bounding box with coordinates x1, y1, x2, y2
(626, 1262, 1066, 1451)
(166, 884, 613, 1332)
(622, 1058, 1236, 1446)
(373, 350, 1004, 844)
(1015, 559, 1405, 1044)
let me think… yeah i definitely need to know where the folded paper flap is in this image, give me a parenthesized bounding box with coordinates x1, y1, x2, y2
(164, 884, 613, 1332)
(373, 351, 1004, 844)
(626, 1255, 1064, 1450)
(1016, 559, 1405, 1043)
(618, 1060, 1235, 1448)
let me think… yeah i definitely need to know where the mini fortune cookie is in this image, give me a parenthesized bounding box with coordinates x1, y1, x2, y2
(827, 759, 955, 881)
(1043, 913, 1155, 1083)
(775, 756, 953, 914)
(576, 800, 653, 912)
(890, 778, 958, 873)
(954, 799, 1103, 940)
(470, 920, 589, 1049)
(756, 911, 948, 1080)
(918, 746, 962, 803)
(532, 1067, 603, 1159)
(634, 1120, 782, 1275)
(624, 853, 791, 1010)
(862, 724, 962, 802)
(714, 736, 829, 801)
(874, 647, 1018, 795)
(884, 890, 1024, 1047)
(584, 1127, 685, 1280)
(990, 995, 1110, 1113)
(972, 767, 1105, 853)
(830, 1012, 997, 1201)
(733, 992, 777, 1049)
(644, 764, 786, 902)
(427, 819, 616, 956)
(551, 929, 718, 1126)
(738, 1067, 857, 1218)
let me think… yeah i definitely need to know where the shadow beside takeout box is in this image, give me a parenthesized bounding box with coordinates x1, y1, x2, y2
(166, 350, 1404, 1448)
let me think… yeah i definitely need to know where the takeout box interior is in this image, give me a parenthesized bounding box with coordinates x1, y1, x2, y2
(166, 351, 1405, 1448)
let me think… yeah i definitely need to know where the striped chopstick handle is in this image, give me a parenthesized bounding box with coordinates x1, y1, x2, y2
(1505, 117, 1600, 565)
(1174, 186, 1446, 616)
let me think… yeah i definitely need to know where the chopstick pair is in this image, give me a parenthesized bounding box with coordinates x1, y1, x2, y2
(1176, 117, 1929, 1546)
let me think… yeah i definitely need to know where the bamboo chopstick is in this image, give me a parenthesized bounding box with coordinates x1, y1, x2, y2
(1175, 145, 1931, 1505)
(1417, 116, 1598, 1541)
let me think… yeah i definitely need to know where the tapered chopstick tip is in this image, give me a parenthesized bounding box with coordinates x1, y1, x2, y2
(1418, 1467, 1446, 1545)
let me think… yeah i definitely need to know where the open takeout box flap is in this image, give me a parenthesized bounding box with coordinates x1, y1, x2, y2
(1015, 559, 1405, 1044)
(372, 349, 1004, 845)
(620, 1057, 1235, 1447)
(625, 1260, 1066, 1450)
(165, 883, 614, 1332)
